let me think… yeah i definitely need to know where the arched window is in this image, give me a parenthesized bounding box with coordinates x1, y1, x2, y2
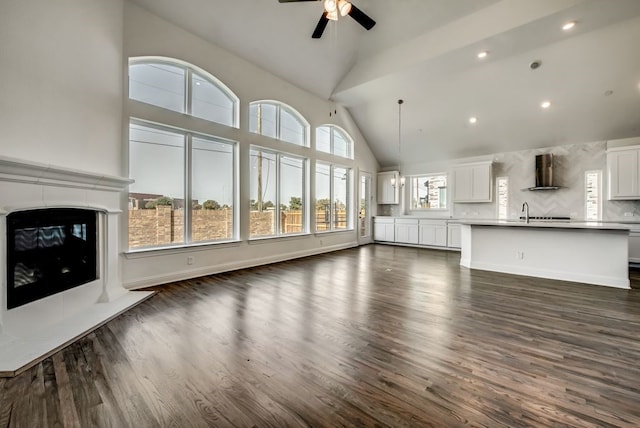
(316, 125, 354, 159)
(129, 57, 239, 128)
(249, 101, 309, 147)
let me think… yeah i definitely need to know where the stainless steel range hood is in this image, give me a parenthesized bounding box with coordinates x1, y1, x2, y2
(525, 153, 562, 191)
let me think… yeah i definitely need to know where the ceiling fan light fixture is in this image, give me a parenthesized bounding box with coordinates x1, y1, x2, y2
(324, 0, 337, 13)
(327, 9, 338, 20)
(338, 0, 352, 16)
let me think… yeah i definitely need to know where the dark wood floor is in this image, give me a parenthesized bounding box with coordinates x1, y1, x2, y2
(2, 244, 640, 427)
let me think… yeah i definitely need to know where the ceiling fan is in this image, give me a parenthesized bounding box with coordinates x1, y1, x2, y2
(278, 0, 376, 39)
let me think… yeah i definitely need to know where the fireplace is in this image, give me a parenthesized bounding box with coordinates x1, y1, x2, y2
(0, 155, 155, 377)
(7, 208, 99, 309)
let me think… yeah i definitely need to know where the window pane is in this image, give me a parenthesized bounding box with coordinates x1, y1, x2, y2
(128, 123, 185, 248)
(192, 137, 234, 242)
(411, 177, 429, 209)
(333, 129, 350, 158)
(333, 167, 348, 230)
(315, 163, 331, 232)
(129, 63, 185, 113)
(249, 104, 259, 134)
(250, 149, 277, 237)
(280, 108, 305, 146)
(411, 175, 447, 209)
(280, 156, 304, 234)
(316, 126, 331, 153)
(585, 171, 601, 221)
(249, 103, 277, 138)
(191, 72, 234, 126)
(497, 177, 508, 219)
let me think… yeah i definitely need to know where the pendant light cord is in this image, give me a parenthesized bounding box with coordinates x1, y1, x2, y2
(398, 99, 404, 153)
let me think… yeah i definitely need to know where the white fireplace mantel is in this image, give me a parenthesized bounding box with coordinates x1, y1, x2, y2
(0, 156, 152, 377)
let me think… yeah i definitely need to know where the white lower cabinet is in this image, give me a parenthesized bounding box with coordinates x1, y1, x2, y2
(419, 220, 447, 247)
(447, 223, 461, 248)
(374, 217, 395, 241)
(375, 217, 459, 250)
(395, 219, 419, 244)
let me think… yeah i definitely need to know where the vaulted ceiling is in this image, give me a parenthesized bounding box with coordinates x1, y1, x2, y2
(129, 0, 640, 167)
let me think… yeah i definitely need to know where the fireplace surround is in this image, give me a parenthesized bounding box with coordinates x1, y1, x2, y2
(0, 155, 154, 376)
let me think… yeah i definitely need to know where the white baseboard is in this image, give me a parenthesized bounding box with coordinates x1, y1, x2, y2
(123, 242, 358, 290)
(469, 261, 630, 289)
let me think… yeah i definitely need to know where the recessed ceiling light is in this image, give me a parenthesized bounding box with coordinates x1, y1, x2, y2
(469, 117, 478, 124)
(477, 51, 488, 59)
(541, 100, 551, 109)
(562, 21, 576, 31)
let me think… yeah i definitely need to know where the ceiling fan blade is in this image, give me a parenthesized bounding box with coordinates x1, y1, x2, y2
(312, 12, 329, 39)
(348, 4, 376, 31)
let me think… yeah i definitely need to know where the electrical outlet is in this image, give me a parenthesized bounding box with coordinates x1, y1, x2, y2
(624, 212, 634, 217)
(187, 256, 194, 265)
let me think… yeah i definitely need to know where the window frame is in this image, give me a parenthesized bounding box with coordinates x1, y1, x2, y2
(315, 161, 353, 233)
(407, 173, 448, 212)
(249, 101, 310, 147)
(128, 119, 238, 251)
(316, 124, 354, 159)
(128, 56, 240, 128)
(249, 146, 309, 239)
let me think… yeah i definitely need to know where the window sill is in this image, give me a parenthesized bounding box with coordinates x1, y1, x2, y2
(314, 229, 354, 236)
(123, 239, 241, 259)
(248, 232, 311, 244)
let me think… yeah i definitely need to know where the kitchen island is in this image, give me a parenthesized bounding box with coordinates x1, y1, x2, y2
(459, 220, 631, 288)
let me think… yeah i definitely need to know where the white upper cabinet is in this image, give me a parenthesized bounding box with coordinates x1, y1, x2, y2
(607, 144, 640, 200)
(453, 161, 493, 203)
(377, 171, 399, 204)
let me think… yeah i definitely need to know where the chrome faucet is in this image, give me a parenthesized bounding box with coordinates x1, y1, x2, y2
(522, 202, 530, 224)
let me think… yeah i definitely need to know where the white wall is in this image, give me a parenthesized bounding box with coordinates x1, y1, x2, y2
(121, 3, 380, 288)
(0, 0, 124, 176)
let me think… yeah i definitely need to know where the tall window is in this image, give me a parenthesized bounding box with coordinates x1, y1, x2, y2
(129, 57, 239, 128)
(249, 101, 309, 146)
(250, 148, 307, 238)
(316, 125, 354, 159)
(128, 121, 236, 249)
(585, 170, 602, 221)
(496, 177, 509, 219)
(409, 174, 447, 210)
(316, 162, 351, 232)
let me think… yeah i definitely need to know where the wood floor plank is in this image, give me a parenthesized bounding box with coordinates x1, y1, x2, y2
(2, 244, 640, 427)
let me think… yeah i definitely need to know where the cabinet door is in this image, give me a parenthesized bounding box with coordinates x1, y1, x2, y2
(453, 162, 492, 202)
(608, 150, 639, 199)
(419, 222, 446, 247)
(395, 221, 418, 244)
(419, 224, 436, 246)
(471, 165, 491, 201)
(434, 225, 447, 246)
(377, 172, 399, 204)
(453, 167, 472, 202)
(447, 224, 461, 248)
(375, 220, 395, 241)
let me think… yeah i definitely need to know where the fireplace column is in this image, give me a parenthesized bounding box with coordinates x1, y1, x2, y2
(98, 210, 126, 303)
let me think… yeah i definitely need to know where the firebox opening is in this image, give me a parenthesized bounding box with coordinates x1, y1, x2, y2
(6, 208, 99, 309)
